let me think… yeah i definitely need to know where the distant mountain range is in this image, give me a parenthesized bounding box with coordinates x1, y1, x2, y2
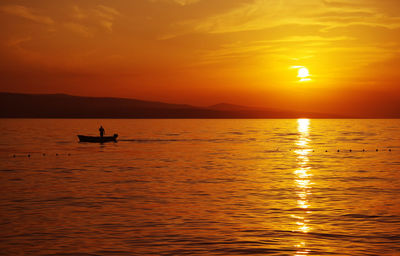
(0, 92, 344, 118)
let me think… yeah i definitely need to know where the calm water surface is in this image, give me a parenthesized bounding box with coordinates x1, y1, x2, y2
(0, 119, 399, 255)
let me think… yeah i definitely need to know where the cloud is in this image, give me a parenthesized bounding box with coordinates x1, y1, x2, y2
(6, 36, 32, 47)
(322, 0, 361, 8)
(194, 35, 352, 66)
(95, 5, 120, 20)
(72, 5, 87, 20)
(149, 0, 201, 6)
(0, 5, 54, 25)
(93, 5, 120, 32)
(172, 0, 400, 36)
(66, 4, 121, 34)
(64, 22, 92, 37)
(173, 0, 201, 6)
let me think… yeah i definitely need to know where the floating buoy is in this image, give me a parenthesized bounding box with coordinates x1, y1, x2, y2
(389, 149, 392, 152)
(43, 153, 46, 156)
(325, 150, 328, 152)
(349, 149, 352, 152)
(27, 154, 30, 157)
(362, 149, 365, 152)
(337, 149, 340, 152)
(56, 153, 58, 156)
(13, 154, 16, 158)
(376, 149, 379, 152)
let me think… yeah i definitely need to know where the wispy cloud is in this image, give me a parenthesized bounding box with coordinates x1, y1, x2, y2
(64, 4, 121, 35)
(72, 5, 87, 20)
(173, 0, 201, 6)
(149, 0, 201, 6)
(94, 5, 120, 31)
(95, 5, 120, 20)
(64, 22, 92, 38)
(0, 5, 54, 25)
(69, 4, 120, 32)
(175, 0, 400, 36)
(322, 0, 361, 8)
(6, 36, 32, 47)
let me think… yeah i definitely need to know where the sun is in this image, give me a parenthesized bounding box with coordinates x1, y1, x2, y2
(291, 66, 311, 82)
(298, 67, 309, 78)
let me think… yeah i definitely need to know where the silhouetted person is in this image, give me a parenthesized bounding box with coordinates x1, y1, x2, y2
(99, 126, 105, 137)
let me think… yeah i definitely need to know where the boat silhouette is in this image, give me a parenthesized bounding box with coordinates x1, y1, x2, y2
(78, 134, 118, 143)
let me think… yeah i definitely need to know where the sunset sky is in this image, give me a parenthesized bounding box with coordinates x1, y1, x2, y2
(1, 0, 400, 116)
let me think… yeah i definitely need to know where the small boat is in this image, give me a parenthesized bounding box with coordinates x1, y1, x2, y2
(78, 134, 118, 143)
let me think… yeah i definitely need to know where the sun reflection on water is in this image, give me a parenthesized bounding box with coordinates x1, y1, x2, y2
(293, 119, 312, 255)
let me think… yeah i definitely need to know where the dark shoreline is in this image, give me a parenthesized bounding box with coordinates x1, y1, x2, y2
(2, 92, 398, 118)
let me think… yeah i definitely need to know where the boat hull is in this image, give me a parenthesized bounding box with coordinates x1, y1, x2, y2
(78, 134, 118, 143)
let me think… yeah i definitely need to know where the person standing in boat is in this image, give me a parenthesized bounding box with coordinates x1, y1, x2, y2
(99, 126, 105, 138)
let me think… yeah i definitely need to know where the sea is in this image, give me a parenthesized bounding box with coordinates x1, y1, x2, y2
(0, 119, 399, 255)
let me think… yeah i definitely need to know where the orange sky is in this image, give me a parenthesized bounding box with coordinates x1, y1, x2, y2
(1, 0, 400, 116)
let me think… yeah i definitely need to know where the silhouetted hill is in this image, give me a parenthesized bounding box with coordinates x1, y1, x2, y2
(0, 92, 342, 118)
(208, 103, 255, 111)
